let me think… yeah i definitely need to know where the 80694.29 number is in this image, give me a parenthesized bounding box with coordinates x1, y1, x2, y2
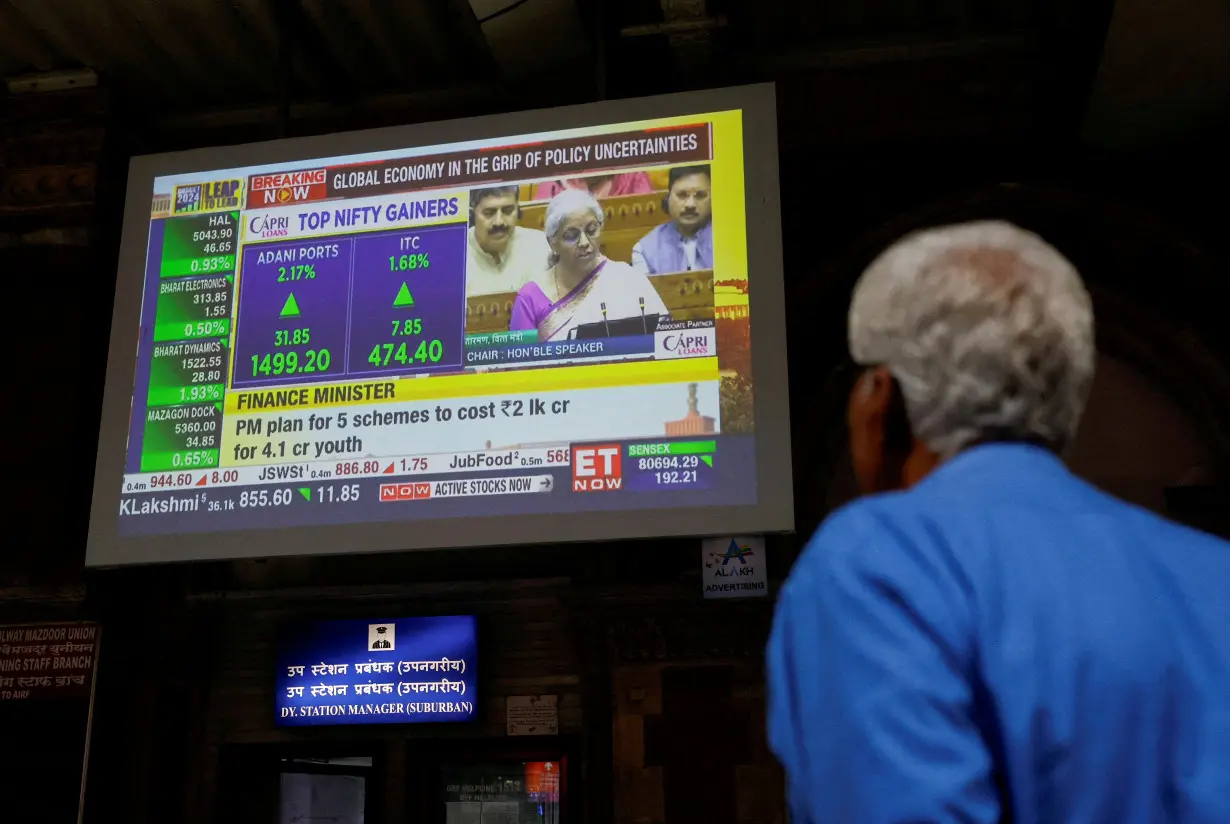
(637, 455, 699, 471)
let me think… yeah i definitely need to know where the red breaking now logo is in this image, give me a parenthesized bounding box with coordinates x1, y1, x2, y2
(379, 482, 433, 502)
(572, 445, 623, 492)
(250, 170, 327, 190)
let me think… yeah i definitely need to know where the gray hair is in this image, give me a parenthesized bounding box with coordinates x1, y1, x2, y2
(543, 188, 605, 268)
(849, 220, 1095, 457)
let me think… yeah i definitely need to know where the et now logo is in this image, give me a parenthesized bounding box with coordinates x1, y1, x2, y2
(571, 445, 622, 492)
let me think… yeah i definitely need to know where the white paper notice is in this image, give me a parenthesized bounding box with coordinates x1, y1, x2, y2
(506, 694, 559, 736)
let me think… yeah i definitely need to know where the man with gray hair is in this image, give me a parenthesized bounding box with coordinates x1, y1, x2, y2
(767, 221, 1230, 823)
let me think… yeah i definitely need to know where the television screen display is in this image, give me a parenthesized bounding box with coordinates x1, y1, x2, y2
(275, 615, 477, 727)
(87, 84, 792, 566)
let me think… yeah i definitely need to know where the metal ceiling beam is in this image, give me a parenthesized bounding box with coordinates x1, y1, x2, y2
(659, 0, 707, 22)
(620, 16, 727, 37)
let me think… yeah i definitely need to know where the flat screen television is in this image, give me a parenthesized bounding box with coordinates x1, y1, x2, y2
(275, 615, 478, 727)
(86, 83, 793, 566)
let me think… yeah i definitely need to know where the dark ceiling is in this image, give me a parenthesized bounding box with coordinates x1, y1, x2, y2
(0, 0, 1226, 164)
(0, 0, 492, 108)
(0, 0, 1112, 118)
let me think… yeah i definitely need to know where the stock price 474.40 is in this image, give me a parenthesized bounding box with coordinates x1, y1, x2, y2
(368, 339, 443, 367)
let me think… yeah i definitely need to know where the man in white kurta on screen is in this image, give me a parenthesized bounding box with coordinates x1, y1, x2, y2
(465, 185, 551, 297)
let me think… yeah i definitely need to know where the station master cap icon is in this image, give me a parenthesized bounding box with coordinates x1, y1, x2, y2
(368, 623, 395, 651)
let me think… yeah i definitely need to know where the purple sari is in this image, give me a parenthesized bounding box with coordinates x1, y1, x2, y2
(509, 261, 607, 341)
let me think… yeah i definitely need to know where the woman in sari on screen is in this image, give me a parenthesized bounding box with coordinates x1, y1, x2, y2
(509, 189, 670, 341)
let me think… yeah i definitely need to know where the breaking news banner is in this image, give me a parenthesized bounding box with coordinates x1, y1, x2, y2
(116, 105, 760, 542)
(229, 124, 708, 211)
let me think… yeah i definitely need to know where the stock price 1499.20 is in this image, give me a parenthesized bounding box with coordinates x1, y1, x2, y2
(251, 349, 332, 376)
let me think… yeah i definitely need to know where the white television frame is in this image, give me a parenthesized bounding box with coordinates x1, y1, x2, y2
(86, 83, 793, 567)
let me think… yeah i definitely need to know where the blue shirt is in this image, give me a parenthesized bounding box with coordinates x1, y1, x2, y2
(767, 443, 1230, 824)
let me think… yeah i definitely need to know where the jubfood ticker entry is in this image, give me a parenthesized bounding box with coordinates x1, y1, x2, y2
(119, 111, 759, 536)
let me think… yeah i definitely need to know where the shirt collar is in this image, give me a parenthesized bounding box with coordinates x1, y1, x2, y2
(917, 441, 1067, 493)
(468, 226, 513, 265)
(664, 219, 711, 245)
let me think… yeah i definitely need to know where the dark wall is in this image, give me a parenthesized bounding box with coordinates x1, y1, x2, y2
(0, 697, 91, 823)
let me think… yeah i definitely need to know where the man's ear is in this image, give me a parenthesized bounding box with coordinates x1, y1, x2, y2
(881, 371, 916, 457)
(847, 366, 890, 491)
(858, 366, 897, 425)
(849, 365, 918, 493)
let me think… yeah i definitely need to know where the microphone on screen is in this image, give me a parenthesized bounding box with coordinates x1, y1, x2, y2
(601, 301, 610, 337)
(639, 297, 647, 335)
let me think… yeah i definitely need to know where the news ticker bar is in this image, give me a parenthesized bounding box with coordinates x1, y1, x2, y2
(120, 438, 720, 497)
(378, 474, 553, 502)
(121, 446, 571, 495)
